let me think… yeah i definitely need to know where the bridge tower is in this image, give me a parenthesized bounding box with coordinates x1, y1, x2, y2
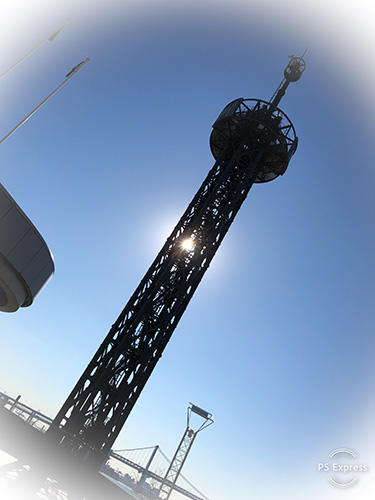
(47, 54, 306, 468)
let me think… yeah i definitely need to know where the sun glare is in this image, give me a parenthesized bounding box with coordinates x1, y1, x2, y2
(181, 238, 195, 251)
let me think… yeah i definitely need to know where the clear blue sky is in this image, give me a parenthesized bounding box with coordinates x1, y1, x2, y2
(1, 1, 375, 499)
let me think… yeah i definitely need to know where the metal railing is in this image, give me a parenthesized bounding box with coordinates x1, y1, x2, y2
(0, 390, 52, 432)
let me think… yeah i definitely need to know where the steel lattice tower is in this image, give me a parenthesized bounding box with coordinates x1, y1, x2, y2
(47, 54, 306, 469)
(159, 404, 213, 500)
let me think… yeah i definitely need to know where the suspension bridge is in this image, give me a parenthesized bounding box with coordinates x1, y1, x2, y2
(105, 446, 209, 500)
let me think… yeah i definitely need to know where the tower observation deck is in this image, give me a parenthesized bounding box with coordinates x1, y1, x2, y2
(47, 54, 306, 469)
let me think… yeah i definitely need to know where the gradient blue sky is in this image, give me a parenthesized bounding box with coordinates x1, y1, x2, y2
(1, 1, 375, 499)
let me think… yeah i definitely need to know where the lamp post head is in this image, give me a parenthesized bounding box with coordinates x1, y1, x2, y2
(187, 403, 214, 434)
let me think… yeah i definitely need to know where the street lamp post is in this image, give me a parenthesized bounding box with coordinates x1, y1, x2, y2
(158, 404, 214, 500)
(0, 19, 71, 80)
(0, 58, 90, 145)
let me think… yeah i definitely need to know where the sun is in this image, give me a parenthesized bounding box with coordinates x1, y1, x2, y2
(181, 238, 195, 251)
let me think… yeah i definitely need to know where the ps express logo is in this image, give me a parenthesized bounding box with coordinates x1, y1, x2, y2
(318, 448, 368, 488)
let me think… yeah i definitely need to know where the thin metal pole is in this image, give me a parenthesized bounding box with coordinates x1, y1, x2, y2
(9, 394, 21, 412)
(0, 19, 70, 80)
(0, 58, 90, 145)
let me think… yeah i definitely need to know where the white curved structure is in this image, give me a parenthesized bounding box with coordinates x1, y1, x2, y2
(0, 183, 54, 312)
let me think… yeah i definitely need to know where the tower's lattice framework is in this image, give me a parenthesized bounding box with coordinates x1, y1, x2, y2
(48, 55, 305, 468)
